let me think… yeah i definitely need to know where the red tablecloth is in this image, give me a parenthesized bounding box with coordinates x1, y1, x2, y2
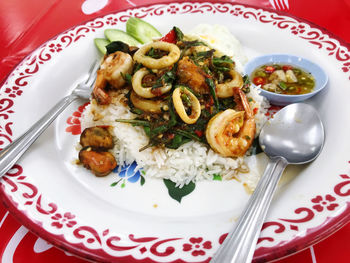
(0, 0, 349, 262)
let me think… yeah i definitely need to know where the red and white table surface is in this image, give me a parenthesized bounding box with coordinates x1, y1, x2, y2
(0, 0, 349, 262)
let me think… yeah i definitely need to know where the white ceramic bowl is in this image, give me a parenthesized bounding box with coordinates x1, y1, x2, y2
(244, 54, 328, 106)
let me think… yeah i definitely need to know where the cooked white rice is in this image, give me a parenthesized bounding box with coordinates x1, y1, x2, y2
(81, 24, 270, 187)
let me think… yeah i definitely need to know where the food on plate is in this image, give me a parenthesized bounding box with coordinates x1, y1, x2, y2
(172, 86, 201, 124)
(126, 17, 162, 44)
(206, 87, 256, 157)
(133, 41, 181, 69)
(92, 51, 133, 105)
(78, 126, 117, 176)
(104, 28, 141, 46)
(94, 38, 111, 54)
(251, 64, 315, 95)
(80, 126, 114, 149)
(79, 148, 117, 177)
(80, 20, 269, 187)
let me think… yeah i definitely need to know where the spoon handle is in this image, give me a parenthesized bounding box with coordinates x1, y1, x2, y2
(210, 157, 288, 263)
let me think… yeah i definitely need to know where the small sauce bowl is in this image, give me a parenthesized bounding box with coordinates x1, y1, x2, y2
(244, 54, 328, 106)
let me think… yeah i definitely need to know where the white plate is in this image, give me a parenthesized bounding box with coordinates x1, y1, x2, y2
(1, 2, 350, 262)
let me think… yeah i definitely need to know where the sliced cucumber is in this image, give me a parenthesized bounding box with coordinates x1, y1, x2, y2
(126, 17, 162, 44)
(104, 29, 141, 46)
(94, 38, 110, 54)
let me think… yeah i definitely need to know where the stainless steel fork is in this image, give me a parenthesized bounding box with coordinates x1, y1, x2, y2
(0, 60, 100, 177)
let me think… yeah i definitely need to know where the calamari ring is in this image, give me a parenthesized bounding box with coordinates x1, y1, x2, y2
(132, 67, 172, 98)
(130, 91, 166, 113)
(216, 70, 243, 98)
(133, 41, 180, 69)
(172, 86, 201, 124)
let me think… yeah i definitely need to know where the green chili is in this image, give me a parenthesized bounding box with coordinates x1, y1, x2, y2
(278, 82, 288, 91)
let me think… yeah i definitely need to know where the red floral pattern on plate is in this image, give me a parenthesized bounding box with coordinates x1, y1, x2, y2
(2, 161, 350, 262)
(51, 212, 77, 229)
(311, 195, 338, 212)
(183, 237, 212, 257)
(65, 102, 89, 135)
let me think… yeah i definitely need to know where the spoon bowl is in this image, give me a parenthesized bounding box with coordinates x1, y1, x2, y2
(259, 103, 325, 164)
(210, 103, 325, 263)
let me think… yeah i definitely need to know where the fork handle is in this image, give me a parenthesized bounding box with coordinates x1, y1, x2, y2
(0, 94, 78, 177)
(210, 157, 288, 263)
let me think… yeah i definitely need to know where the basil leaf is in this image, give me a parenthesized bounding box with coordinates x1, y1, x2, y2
(212, 55, 234, 66)
(163, 179, 196, 203)
(140, 175, 146, 186)
(166, 134, 191, 149)
(106, 41, 130, 55)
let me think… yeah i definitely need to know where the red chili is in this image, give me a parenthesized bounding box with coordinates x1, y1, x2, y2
(167, 133, 175, 139)
(253, 107, 258, 115)
(264, 66, 275, 73)
(253, 76, 266, 86)
(194, 130, 203, 137)
(282, 65, 293, 71)
(296, 87, 302, 94)
(205, 96, 214, 109)
(159, 29, 177, 43)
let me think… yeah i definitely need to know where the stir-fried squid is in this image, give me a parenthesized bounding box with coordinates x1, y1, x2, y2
(133, 41, 181, 69)
(90, 27, 257, 158)
(132, 67, 172, 98)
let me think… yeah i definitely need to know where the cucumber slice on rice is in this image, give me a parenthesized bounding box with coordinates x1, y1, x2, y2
(94, 38, 110, 54)
(126, 17, 162, 44)
(104, 29, 141, 46)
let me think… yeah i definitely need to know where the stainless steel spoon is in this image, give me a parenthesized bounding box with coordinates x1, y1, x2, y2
(210, 103, 325, 263)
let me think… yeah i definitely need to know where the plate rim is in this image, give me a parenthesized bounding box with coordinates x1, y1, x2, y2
(1, 1, 350, 262)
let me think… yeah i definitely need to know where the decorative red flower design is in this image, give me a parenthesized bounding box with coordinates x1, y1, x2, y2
(65, 102, 89, 135)
(230, 7, 243, 16)
(167, 5, 179, 14)
(342, 62, 350, 73)
(182, 237, 212, 256)
(290, 25, 305, 35)
(51, 212, 77, 229)
(4, 86, 23, 98)
(48, 43, 62, 53)
(311, 194, 338, 212)
(106, 16, 118, 25)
